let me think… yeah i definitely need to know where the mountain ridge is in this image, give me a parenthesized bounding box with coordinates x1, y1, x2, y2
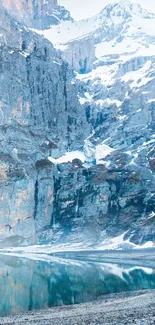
(37, 0, 155, 54)
(100, 0, 155, 18)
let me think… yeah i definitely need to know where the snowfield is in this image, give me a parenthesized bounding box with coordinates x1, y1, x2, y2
(31, 0, 155, 61)
(33, 2, 155, 40)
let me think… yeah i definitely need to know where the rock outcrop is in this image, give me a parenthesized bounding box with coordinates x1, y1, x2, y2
(60, 37, 95, 73)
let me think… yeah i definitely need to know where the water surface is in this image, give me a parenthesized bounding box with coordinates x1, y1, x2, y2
(0, 254, 154, 316)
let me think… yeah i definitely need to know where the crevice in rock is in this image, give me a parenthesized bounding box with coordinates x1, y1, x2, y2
(34, 179, 39, 220)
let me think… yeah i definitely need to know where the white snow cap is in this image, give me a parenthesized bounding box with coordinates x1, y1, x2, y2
(104, 0, 154, 17)
(59, 0, 155, 21)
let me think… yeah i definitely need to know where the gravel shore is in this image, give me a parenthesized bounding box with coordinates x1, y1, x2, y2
(0, 290, 155, 325)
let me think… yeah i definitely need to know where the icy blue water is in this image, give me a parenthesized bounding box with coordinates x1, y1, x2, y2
(0, 254, 155, 316)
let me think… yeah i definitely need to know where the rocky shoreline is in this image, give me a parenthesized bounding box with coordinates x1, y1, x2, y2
(1, 290, 155, 325)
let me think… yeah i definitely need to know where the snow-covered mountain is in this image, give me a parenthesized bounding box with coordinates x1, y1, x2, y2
(0, 0, 154, 249)
(38, 0, 155, 53)
(35, 0, 155, 162)
(34, 0, 155, 94)
(34, 0, 155, 247)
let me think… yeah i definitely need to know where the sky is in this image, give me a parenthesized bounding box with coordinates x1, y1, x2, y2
(59, 0, 155, 20)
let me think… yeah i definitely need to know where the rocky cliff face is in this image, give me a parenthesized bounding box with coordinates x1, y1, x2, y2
(0, 0, 154, 249)
(60, 37, 95, 73)
(0, 0, 72, 28)
(0, 2, 89, 247)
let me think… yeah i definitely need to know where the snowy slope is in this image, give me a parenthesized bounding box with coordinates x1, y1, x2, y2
(48, 143, 114, 165)
(32, 0, 155, 109)
(39, 0, 155, 169)
(32, 0, 155, 56)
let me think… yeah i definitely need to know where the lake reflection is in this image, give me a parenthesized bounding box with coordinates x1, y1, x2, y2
(0, 254, 154, 316)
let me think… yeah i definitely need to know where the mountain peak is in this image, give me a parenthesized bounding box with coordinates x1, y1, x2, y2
(101, 0, 155, 19)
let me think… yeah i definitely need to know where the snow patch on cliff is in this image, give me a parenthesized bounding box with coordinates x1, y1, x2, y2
(95, 143, 114, 163)
(48, 150, 86, 164)
(48, 143, 115, 166)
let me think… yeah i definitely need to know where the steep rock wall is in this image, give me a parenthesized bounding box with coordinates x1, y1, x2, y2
(0, 6, 90, 247)
(0, 0, 72, 29)
(0, 0, 57, 26)
(61, 37, 95, 73)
